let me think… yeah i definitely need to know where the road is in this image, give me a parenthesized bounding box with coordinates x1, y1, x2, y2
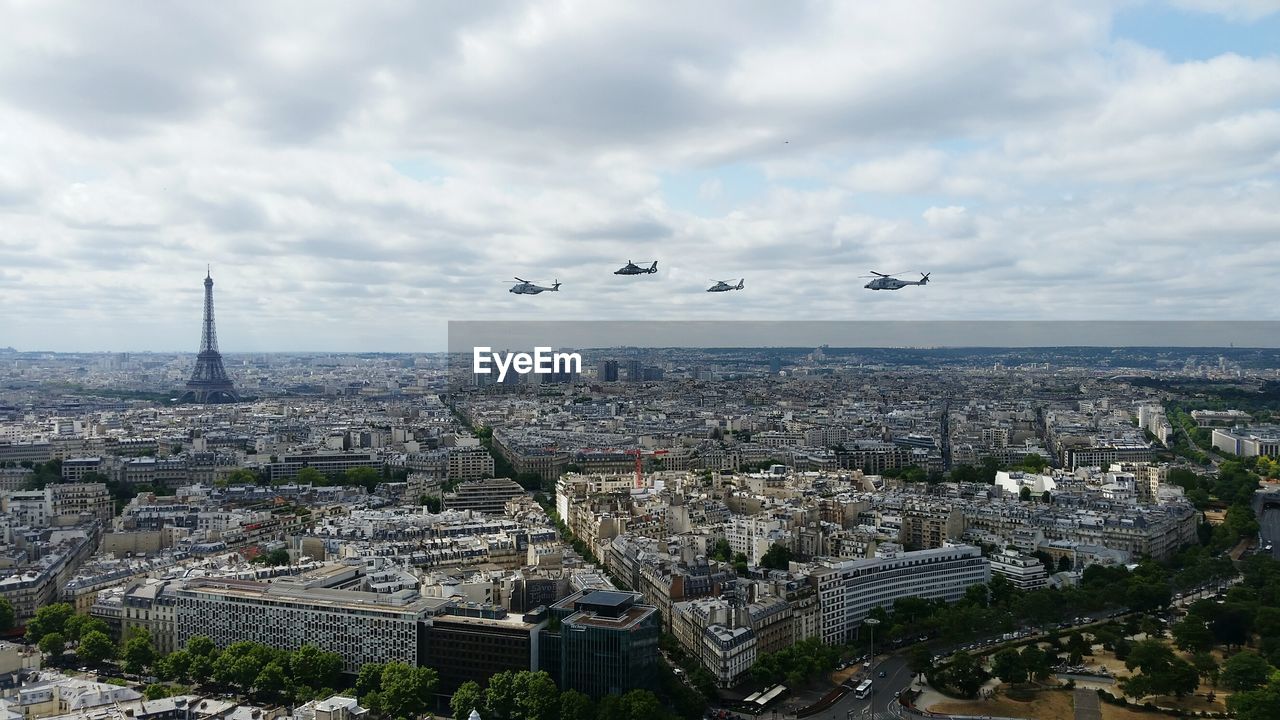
(1260, 506, 1280, 560)
(808, 654, 912, 720)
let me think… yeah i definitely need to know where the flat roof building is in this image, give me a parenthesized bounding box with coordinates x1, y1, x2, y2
(174, 578, 450, 672)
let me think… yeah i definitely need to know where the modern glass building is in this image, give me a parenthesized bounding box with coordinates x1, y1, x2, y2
(540, 589, 659, 698)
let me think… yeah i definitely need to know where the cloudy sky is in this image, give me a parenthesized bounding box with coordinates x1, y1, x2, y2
(2, 0, 1279, 352)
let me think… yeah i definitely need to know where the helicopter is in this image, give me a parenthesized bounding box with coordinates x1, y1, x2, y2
(707, 279, 745, 293)
(508, 277, 561, 295)
(614, 260, 658, 275)
(862, 271, 930, 290)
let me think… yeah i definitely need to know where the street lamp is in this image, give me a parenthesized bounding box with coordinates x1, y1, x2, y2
(864, 618, 881, 720)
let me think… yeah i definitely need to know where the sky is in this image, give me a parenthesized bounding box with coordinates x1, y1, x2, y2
(1, 0, 1279, 352)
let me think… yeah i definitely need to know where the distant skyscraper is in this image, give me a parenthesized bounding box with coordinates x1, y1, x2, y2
(178, 269, 240, 403)
(599, 360, 619, 382)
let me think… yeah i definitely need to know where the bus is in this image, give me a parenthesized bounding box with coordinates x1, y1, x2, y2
(854, 679, 873, 699)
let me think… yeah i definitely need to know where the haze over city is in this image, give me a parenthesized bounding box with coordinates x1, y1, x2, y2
(3, 1, 1280, 351)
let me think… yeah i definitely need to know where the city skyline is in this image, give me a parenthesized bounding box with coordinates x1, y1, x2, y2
(2, 2, 1279, 352)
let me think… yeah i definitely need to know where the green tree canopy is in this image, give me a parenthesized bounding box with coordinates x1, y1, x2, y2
(558, 689, 594, 720)
(1221, 652, 1273, 692)
(451, 680, 483, 720)
(38, 631, 66, 659)
(362, 662, 437, 719)
(122, 628, 157, 675)
(64, 614, 110, 642)
(760, 543, 793, 570)
(26, 603, 75, 644)
(991, 648, 1027, 684)
(77, 630, 116, 665)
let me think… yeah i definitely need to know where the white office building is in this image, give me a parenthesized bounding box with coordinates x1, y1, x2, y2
(989, 549, 1049, 591)
(813, 544, 989, 645)
(174, 579, 450, 672)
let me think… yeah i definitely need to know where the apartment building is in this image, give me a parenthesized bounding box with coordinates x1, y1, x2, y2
(444, 477, 525, 515)
(447, 447, 496, 481)
(988, 549, 1049, 591)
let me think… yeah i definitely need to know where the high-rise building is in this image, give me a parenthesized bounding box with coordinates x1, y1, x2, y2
(541, 589, 659, 698)
(178, 269, 240, 404)
(599, 360, 619, 382)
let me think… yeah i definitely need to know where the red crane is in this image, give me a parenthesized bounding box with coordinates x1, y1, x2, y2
(625, 448, 668, 489)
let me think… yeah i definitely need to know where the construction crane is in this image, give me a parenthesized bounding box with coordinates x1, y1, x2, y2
(625, 448, 668, 489)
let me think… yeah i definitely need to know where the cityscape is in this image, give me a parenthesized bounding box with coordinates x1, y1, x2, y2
(3, 3, 1280, 720)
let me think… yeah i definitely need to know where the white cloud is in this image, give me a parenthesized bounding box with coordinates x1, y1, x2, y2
(1171, 0, 1280, 21)
(922, 206, 976, 238)
(0, 1, 1276, 350)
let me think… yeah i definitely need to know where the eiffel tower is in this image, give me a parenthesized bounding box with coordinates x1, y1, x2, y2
(178, 268, 240, 403)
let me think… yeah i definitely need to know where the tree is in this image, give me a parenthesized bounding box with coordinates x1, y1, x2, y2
(451, 680, 483, 720)
(1172, 619, 1214, 653)
(186, 635, 216, 658)
(38, 631, 66, 660)
(123, 628, 157, 675)
(1221, 652, 1273, 692)
(1229, 678, 1280, 720)
(711, 538, 731, 562)
(290, 644, 343, 692)
(620, 690, 665, 720)
(0, 597, 13, 633)
(225, 468, 259, 486)
(65, 614, 110, 641)
(959, 583, 991, 612)
(156, 650, 192, 682)
(1021, 645, 1053, 681)
(1066, 631, 1091, 658)
(760, 543, 792, 570)
(253, 661, 289, 701)
(484, 670, 520, 720)
(1126, 581, 1172, 613)
(253, 547, 291, 566)
(1019, 486, 1032, 502)
(143, 683, 173, 700)
(517, 671, 560, 720)
(907, 645, 934, 681)
(951, 653, 990, 697)
(78, 630, 116, 665)
(1211, 604, 1253, 649)
(1122, 640, 1199, 699)
(25, 603, 75, 644)
(351, 663, 382, 705)
(1041, 490, 1053, 504)
(991, 648, 1027, 684)
(1191, 652, 1219, 686)
(559, 689, 594, 720)
(1022, 453, 1048, 472)
(345, 466, 381, 492)
(366, 662, 437, 720)
(296, 467, 325, 485)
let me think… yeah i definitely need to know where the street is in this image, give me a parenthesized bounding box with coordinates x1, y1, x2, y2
(1260, 506, 1280, 560)
(808, 654, 912, 720)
